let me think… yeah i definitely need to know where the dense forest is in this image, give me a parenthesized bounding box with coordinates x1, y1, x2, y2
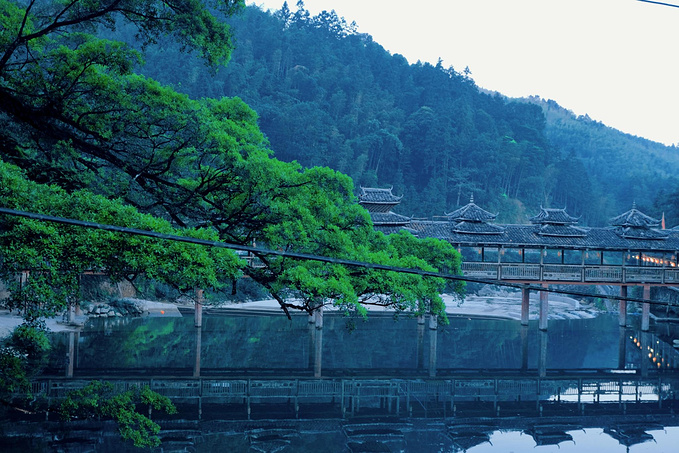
(132, 2, 679, 227)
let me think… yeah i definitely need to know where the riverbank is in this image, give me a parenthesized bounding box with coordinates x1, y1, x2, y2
(217, 292, 599, 320)
(0, 292, 600, 338)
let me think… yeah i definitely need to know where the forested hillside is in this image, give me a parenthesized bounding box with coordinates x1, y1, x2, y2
(134, 2, 679, 226)
(521, 96, 679, 226)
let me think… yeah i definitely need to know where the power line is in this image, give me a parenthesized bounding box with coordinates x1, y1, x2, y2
(0, 207, 673, 307)
(637, 0, 679, 9)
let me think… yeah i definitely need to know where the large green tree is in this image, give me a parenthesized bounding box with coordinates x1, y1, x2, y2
(0, 0, 462, 320)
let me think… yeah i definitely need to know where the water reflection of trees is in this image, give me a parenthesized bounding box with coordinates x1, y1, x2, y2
(45, 314, 657, 375)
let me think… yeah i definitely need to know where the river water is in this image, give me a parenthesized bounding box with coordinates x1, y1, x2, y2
(6, 310, 679, 452)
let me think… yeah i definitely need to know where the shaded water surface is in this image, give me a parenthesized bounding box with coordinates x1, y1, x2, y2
(46, 312, 679, 376)
(8, 312, 679, 452)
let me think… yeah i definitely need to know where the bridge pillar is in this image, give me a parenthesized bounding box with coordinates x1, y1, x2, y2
(641, 285, 650, 332)
(538, 329, 548, 377)
(66, 331, 75, 378)
(521, 287, 530, 326)
(618, 327, 627, 370)
(520, 325, 529, 371)
(416, 315, 425, 369)
(539, 284, 549, 331)
(194, 289, 204, 328)
(193, 326, 202, 378)
(619, 286, 628, 327)
(314, 307, 323, 378)
(428, 314, 438, 377)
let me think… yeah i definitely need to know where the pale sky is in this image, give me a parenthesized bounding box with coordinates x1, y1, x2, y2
(253, 0, 679, 146)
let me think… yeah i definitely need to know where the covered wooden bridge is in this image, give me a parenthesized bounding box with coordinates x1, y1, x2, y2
(359, 187, 679, 331)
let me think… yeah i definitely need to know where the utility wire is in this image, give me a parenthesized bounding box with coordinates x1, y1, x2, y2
(637, 0, 679, 9)
(0, 207, 674, 308)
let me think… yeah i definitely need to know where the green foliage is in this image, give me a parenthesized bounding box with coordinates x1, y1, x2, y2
(0, 0, 464, 325)
(59, 380, 177, 449)
(8, 323, 51, 357)
(0, 324, 52, 407)
(0, 160, 243, 320)
(0, 347, 30, 398)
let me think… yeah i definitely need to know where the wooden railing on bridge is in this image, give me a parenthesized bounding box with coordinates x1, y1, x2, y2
(461, 262, 679, 285)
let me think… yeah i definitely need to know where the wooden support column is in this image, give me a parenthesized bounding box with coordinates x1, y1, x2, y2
(521, 287, 530, 326)
(539, 284, 549, 331)
(194, 289, 204, 328)
(314, 307, 323, 378)
(618, 327, 627, 370)
(619, 286, 628, 327)
(308, 314, 315, 369)
(193, 326, 202, 378)
(416, 315, 425, 370)
(641, 285, 650, 332)
(428, 314, 438, 377)
(520, 325, 529, 372)
(66, 331, 75, 378)
(538, 330, 548, 378)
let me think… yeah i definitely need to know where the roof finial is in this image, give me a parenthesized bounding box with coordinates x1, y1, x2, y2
(632, 201, 637, 210)
(470, 193, 474, 204)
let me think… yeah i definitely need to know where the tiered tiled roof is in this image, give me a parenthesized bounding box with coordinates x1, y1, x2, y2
(445, 196, 504, 235)
(445, 195, 497, 222)
(358, 187, 414, 236)
(358, 187, 403, 213)
(530, 207, 580, 225)
(452, 221, 505, 235)
(367, 192, 679, 251)
(530, 207, 586, 238)
(609, 204, 668, 240)
(610, 204, 661, 228)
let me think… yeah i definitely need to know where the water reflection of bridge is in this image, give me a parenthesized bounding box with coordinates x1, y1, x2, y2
(36, 373, 679, 422)
(360, 188, 679, 331)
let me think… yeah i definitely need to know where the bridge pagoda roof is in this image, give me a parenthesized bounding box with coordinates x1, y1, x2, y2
(367, 191, 677, 252)
(530, 207, 580, 225)
(609, 204, 661, 228)
(609, 204, 668, 240)
(410, 223, 678, 251)
(358, 187, 402, 213)
(445, 195, 498, 222)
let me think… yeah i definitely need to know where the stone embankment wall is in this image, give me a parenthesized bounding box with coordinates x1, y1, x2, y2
(80, 299, 146, 318)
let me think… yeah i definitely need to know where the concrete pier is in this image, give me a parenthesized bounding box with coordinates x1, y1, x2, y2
(193, 326, 202, 378)
(641, 285, 650, 332)
(416, 315, 425, 370)
(539, 284, 549, 331)
(194, 289, 204, 328)
(619, 286, 628, 327)
(314, 307, 323, 378)
(428, 314, 438, 377)
(538, 329, 548, 377)
(521, 287, 530, 326)
(521, 325, 529, 372)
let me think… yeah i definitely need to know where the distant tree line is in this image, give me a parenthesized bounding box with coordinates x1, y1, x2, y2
(131, 1, 679, 226)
